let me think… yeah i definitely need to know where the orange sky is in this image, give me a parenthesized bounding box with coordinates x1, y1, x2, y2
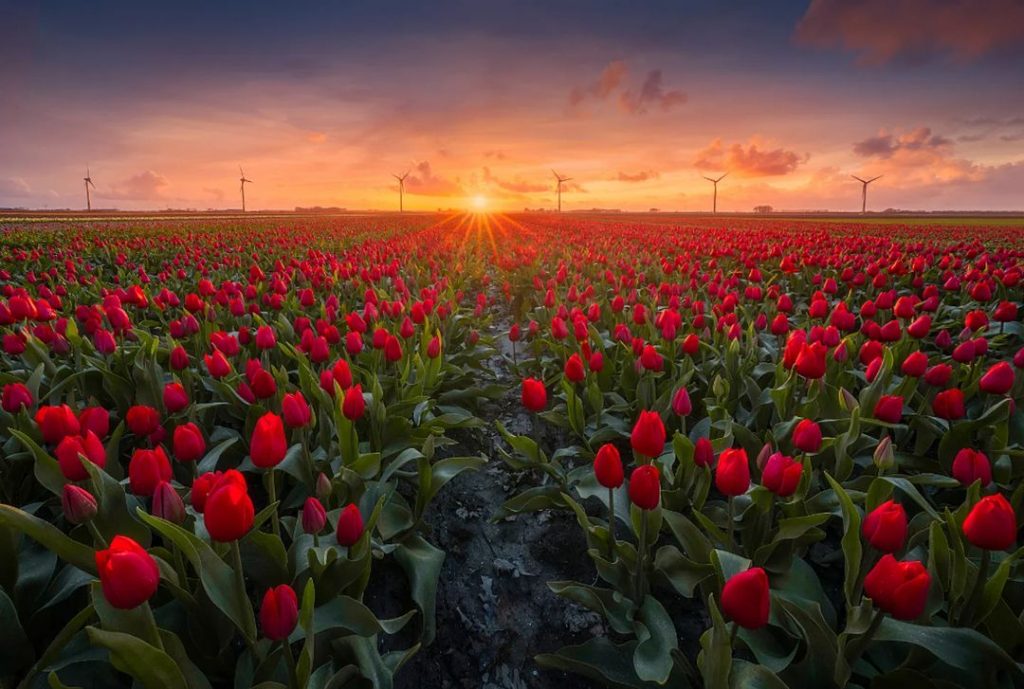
(2, 1, 1023, 212)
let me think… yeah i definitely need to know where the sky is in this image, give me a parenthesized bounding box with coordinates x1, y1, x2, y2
(1, 0, 1023, 212)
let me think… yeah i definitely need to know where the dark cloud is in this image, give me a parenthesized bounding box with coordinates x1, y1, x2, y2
(853, 127, 952, 158)
(569, 61, 685, 116)
(794, 0, 1024, 65)
(695, 139, 808, 176)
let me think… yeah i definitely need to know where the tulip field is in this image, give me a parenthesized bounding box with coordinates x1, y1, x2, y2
(2, 212, 1024, 689)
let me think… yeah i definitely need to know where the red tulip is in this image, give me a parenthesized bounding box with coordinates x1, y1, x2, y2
(190, 471, 222, 513)
(282, 391, 312, 428)
(172, 422, 206, 463)
(963, 493, 1016, 551)
(671, 387, 692, 416)
(384, 334, 402, 362)
(336, 503, 365, 546)
(205, 350, 232, 378)
(901, 351, 928, 377)
(593, 444, 624, 489)
(169, 345, 190, 371)
(630, 410, 666, 458)
(78, 406, 109, 439)
(126, 405, 161, 437)
(302, 497, 327, 534)
(715, 448, 750, 496)
(1, 382, 33, 413)
(932, 389, 965, 420)
(260, 585, 299, 641)
(979, 361, 1015, 395)
(342, 384, 366, 421)
(95, 535, 160, 609)
(521, 378, 547, 412)
(250, 412, 287, 468)
(628, 464, 661, 510)
(873, 395, 903, 424)
(55, 430, 107, 481)
(152, 481, 186, 524)
(761, 452, 801, 498)
(864, 555, 930, 620)
(162, 382, 189, 414)
(426, 334, 442, 359)
(862, 500, 907, 553)
(35, 404, 81, 445)
(564, 354, 585, 383)
(721, 567, 770, 629)
(795, 341, 827, 379)
(924, 363, 952, 387)
(204, 470, 255, 542)
(952, 448, 991, 487)
(128, 446, 172, 496)
(693, 437, 714, 467)
(792, 418, 822, 453)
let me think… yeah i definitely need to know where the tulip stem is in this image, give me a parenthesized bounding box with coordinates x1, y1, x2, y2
(139, 601, 165, 651)
(267, 469, 281, 539)
(229, 540, 247, 601)
(842, 609, 885, 681)
(962, 549, 991, 627)
(86, 521, 109, 549)
(727, 497, 736, 551)
(635, 513, 648, 603)
(728, 621, 740, 648)
(281, 638, 299, 689)
(607, 487, 616, 561)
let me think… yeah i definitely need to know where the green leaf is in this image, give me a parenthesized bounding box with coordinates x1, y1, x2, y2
(0, 504, 96, 573)
(729, 659, 790, 689)
(698, 595, 732, 689)
(136, 510, 257, 643)
(537, 637, 691, 689)
(633, 594, 678, 684)
(85, 626, 188, 689)
(393, 534, 444, 645)
(825, 473, 861, 607)
(548, 581, 635, 634)
(9, 428, 65, 496)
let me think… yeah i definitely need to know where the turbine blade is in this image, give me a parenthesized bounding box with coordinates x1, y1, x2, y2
(717, 172, 729, 182)
(851, 175, 866, 183)
(868, 175, 883, 183)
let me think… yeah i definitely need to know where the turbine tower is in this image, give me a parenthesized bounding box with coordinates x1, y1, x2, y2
(703, 172, 728, 214)
(393, 171, 409, 213)
(552, 170, 572, 213)
(83, 166, 95, 212)
(239, 167, 253, 212)
(851, 175, 882, 214)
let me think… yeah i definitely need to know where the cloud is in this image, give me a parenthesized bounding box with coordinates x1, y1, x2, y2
(0, 177, 32, 197)
(403, 161, 462, 196)
(619, 70, 687, 114)
(794, 0, 1024, 65)
(853, 126, 952, 158)
(483, 150, 507, 160)
(569, 60, 628, 107)
(481, 167, 548, 193)
(202, 187, 225, 202)
(99, 170, 170, 201)
(569, 61, 685, 115)
(694, 138, 809, 177)
(850, 126, 985, 184)
(615, 170, 660, 182)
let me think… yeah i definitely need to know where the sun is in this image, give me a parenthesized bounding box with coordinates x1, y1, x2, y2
(470, 194, 488, 211)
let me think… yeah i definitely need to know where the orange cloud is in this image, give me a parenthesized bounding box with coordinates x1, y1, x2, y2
(99, 170, 171, 201)
(615, 170, 659, 182)
(853, 126, 952, 158)
(482, 167, 548, 194)
(694, 138, 808, 177)
(794, 0, 1024, 65)
(568, 60, 628, 107)
(851, 126, 985, 185)
(404, 161, 462, 196)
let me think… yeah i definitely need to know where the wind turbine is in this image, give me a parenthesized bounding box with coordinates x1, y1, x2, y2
(239, 166, 252, 212)
(702, 172, 728, 214)
(393, 171, 409, 213)
(83, 166, 96, 212)
(851, 175, 882, 214)
(552, 170, 572, 213)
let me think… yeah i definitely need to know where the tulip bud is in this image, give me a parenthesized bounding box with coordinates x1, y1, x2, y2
(336, 503, 365, 547)
(792, 418, 822, 453)
(630, 410, 666, 459)
(250, 412, 288, 468)
(593, 444, 624, 489)
(628, 464, 661, 510)
(755, 443, 773, 471)
(152, 481, 186, 524)
(61, 484, 98, 524)
(315, 472, 333, 502)
(862, 500, 907, 552)
(873, 435, 895, 470)
(721, 567, 770, 629)
(204, 470, 255, 542)
(693, 437, 714, 468)
(671, 387, 692, 416)
(342, 384, 366, 421)
(952, 448, 991, 487)
(302, 497, 327, 534)
(521, 378, 547, 412)
(260, 584, 299, 641)
(716, 448, 751, 496)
